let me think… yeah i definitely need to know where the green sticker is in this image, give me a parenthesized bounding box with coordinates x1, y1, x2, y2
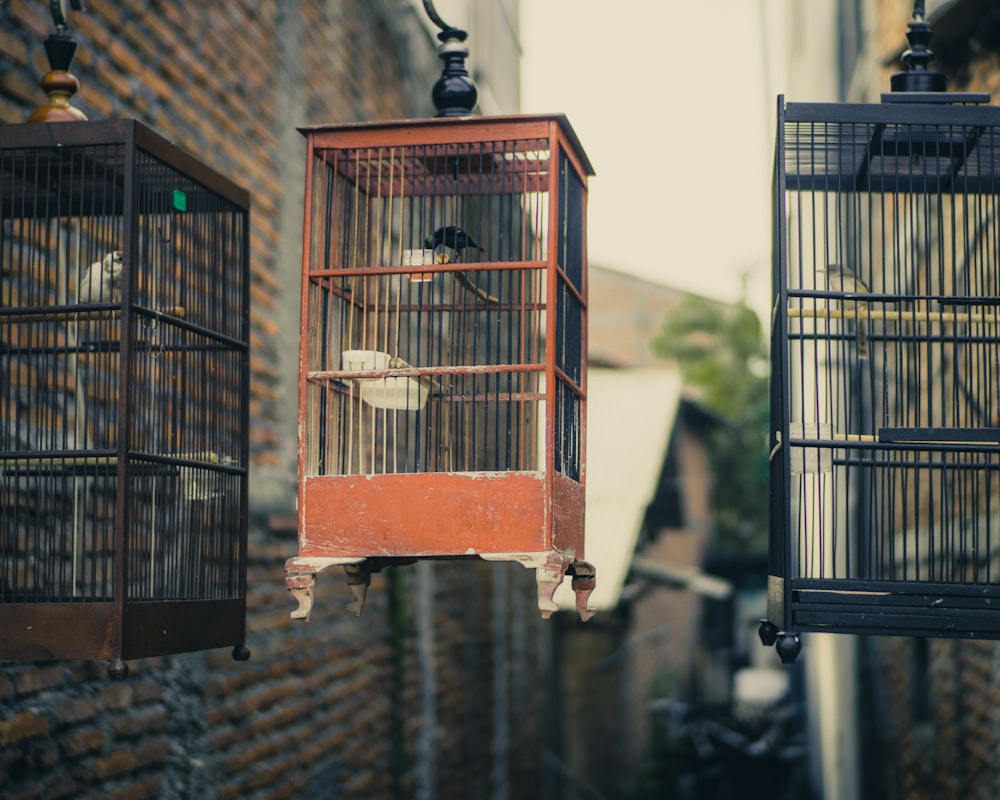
(172, 189, 187, 211)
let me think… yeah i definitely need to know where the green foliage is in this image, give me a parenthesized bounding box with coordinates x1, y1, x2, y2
(651, 296, 769, 553)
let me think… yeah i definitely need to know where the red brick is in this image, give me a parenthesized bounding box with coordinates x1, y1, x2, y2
(0, 94, 28, 123)
(0, 29, 30, 66)
(39, 772, 86, 800)
(110, 706, 167, 737)
(0, 69, 43, 106)
(92, 749, 136, 781)
(13, 664, 66, 696)
(131, 681, 165, 705)
(105, 776, 164, 800)
(63, 727, 107, 757)
(7, 0, 50, 38)
(0, 711, 51, 746)
(134, 739, 170, 769)
(70, 11, 113, 51)
(55, 698, 98, 725)
(97, 683, 134, 712)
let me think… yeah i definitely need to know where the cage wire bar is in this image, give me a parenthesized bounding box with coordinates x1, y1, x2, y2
(0, 120, 250, 674)
(766, 97, 1000, 655)
(287, 115, 596, 621)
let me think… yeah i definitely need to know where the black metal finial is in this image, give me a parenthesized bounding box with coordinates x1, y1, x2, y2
(422, 0, 478, 117)
(890, 0, 947, 93)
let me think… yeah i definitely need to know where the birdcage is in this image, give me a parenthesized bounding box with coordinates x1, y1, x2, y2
(286, 115, 596, 621)
(0, 120, 250, 676)
(764, 94, 1000, 659)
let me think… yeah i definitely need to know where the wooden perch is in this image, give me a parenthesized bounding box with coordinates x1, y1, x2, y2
(788, 306, 996, 325)
(4, 306, 186, 323)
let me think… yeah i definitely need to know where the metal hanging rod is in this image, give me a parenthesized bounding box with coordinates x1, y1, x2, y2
(422, 0, 454, 32)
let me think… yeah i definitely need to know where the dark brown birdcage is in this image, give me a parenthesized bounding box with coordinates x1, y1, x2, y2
(286, 115, 597, 621)
(0, 120, 251, 677)
(764, 93, 1000, 660)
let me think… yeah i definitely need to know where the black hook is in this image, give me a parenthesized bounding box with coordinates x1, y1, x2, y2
(49, 0, 85, 34)
(422, 0, 453, 33)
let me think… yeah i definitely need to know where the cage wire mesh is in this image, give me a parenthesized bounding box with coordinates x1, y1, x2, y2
(0, 121, 249, 660)
(771, 100, 1000, 638)
(302, 132, 585, 484)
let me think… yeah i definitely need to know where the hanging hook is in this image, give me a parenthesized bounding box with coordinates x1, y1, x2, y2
(49, 0, 86, 34)
(422, 0, 454, 32)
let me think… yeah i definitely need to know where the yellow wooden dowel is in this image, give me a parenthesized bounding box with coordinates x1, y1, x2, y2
(788, 306, 994, 325)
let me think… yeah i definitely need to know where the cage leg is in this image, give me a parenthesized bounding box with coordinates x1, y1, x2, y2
(775, 633, 802, 664)
(107, 660, 129, 680)
(285, 556, 366, 621)
(568, 561, 596, 622)
(232, 645, 251, 662)
(757, 619, 801, 664)
(343, 562, 371, 616)
(758, 619, 780, 646)
(533, 555, 573, 619)
(286, 570, 316, 621)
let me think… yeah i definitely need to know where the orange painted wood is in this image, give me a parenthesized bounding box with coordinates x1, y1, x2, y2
(300, 471, 583, 558)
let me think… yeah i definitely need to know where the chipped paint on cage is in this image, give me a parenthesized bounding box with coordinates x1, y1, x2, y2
(299, 470, 585, 560)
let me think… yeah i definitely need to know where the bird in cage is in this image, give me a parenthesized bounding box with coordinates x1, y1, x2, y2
(425, 225, 482, 258)
(78, 251, 124, 304)
(818, 263, 869, 359)
(424, 225, 498, 304)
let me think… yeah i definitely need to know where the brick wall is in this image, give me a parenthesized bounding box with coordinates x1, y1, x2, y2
(0, 2, 554, 798)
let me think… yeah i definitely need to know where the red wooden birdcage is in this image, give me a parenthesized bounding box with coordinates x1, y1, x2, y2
(285, 114, 596, 621)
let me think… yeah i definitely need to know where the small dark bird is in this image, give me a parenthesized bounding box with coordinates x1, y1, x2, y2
(818, 264, 869, 359)
(425, 226, 482, 255)
(424, 225, 497, 304)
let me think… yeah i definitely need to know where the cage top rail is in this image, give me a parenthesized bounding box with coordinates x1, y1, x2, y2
(0, 118, 251, 209)
(298, 114, 595, 178)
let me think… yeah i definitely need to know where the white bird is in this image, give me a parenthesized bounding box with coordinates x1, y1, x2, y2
(78, 251, 124, 304)
(818, 264, 869, 359)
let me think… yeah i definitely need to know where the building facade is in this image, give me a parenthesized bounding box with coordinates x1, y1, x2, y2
(0, 3, 569, 799)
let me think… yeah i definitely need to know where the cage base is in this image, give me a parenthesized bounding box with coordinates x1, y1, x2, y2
(784, 577, 1000, 639)
(285, 553, 595, 621)
(0, 598, 246, 662)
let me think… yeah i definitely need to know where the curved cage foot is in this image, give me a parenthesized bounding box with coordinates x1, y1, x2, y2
(569, 561, 597, 622)
(343, 562, 372, 617)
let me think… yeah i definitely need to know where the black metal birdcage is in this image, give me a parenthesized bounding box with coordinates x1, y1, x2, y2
(764, 93, 1000, 660)
(0, 120, 251, 676)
